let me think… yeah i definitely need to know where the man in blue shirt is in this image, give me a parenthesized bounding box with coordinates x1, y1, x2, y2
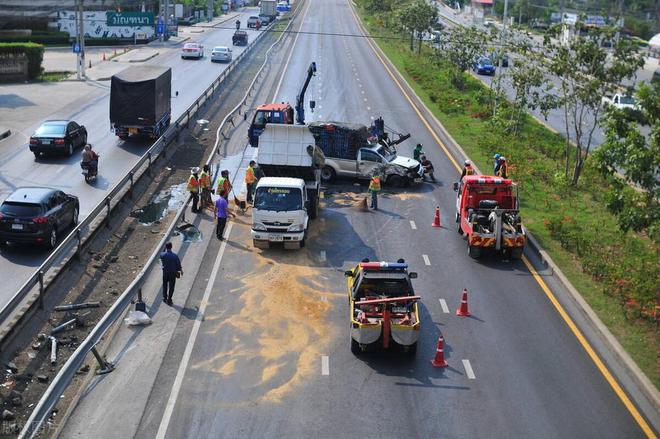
(159, 242, 182, 306)
(214, 189, 232, 240)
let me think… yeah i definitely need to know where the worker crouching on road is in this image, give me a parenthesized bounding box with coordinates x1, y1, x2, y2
(200, 165, 213, 211)
(369, 174, 382, 210)
(245, 161, 258, 204)
(187, 167, 201, 213)
(420, 154, 436, 182)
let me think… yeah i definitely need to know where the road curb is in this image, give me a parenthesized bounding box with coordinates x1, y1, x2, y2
(0, 129, 10, 140)
(349, 0, 660, 420)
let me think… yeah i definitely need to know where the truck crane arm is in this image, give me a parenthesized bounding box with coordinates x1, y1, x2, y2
(295, 62, 316, 125)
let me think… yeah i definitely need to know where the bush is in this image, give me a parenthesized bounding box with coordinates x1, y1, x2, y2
(0, 42, 44, 79)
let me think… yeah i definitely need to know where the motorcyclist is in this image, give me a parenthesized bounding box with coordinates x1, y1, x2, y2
(81, 144, 99, 173)
(235, 19, 241, 30)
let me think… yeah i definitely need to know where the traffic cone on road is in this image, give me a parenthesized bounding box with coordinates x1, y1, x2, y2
(431, 206, 441, 227)
(431, 336, 448, 368)
(456, 288, 471, 317)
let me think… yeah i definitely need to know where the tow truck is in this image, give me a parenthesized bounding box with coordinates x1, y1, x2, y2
(454, 175, 526, 259)
(248, 62, 316, 147)
(345, 261, 420, 355)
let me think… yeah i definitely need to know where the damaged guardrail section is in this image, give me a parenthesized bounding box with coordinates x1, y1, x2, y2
(19, 3, 303, 437)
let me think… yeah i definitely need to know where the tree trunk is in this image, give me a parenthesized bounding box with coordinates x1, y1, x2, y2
(410, 31, 414, 51)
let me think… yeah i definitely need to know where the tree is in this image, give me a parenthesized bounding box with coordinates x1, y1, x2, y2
(396, 0, 438, 53)
(434, 25, 486, 89)
(544, 23, 643, 185)
(594, 82, 660, 240)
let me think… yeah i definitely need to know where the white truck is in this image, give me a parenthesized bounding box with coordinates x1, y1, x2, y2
(601, 93, 639, 111)
(260, 0, 278, 21)
(251, 124, 323, 250)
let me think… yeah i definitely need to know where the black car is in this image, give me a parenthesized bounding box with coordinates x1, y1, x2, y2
(233, 30, 248, 46)
(29, 120, 87, 158)
(0, 187, 79, 249)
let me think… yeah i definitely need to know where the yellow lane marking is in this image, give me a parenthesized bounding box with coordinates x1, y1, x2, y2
(348, 3, 656, 437)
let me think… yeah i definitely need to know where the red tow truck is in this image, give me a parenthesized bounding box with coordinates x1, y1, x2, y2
(454, 175, 526, 259)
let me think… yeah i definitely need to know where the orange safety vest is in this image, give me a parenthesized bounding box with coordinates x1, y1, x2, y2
(187, 175, 200, 193)
(245, 166, 257, 184)
(369, 177, 381, 192)
(199, 171, 211, 189)
(465, 166, 475, 176)
(497, 163, 508, 178)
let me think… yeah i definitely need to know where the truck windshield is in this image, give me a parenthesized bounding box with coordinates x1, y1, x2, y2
(254, 187, 303, 212)
(376, 145, 396, 162)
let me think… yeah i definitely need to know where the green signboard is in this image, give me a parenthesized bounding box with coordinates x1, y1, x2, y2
(107, 12, 154, 27)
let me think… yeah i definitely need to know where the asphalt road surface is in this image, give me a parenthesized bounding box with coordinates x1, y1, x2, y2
(62, 0, 656, 437)
(0, 9, 262, 305)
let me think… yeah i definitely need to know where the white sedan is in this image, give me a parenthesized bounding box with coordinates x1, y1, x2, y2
(211, 46, 232, 63)
(181, 43, 204, 59)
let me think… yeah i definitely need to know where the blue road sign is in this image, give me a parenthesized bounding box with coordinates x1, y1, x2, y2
(73, 42, 80, 53)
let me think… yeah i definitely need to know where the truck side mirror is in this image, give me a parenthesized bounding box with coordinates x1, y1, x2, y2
(409, 272, 418, 279)
(344, 270, 354, 277)
(453, 182, 459, 191)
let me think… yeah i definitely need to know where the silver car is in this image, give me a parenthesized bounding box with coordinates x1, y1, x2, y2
(211, 46, 232, 63)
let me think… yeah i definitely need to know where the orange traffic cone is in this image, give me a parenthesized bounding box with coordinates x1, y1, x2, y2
(456, 288, 471, 317)
(431, 206, 441, 227)
(431, 336, 448, 367)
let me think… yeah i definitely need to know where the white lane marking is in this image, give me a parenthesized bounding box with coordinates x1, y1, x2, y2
(321, 355, 330, 375)
(363, 98, 367, 102)
(361, 90, 365, 94)
(156, 221, 235, 439)
(367, 106, 371, 111)
(409, 220, 417, 230)
(320, 250, 326, 262)
(272, 0, 312, 100)
(462, 359, 476, 379)
(439, 298, 449, 313)
(422, 254, 430, 266)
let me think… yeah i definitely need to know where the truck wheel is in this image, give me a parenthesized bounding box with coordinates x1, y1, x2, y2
(320, 166, 335, 182)
(510, 247, 523, 260)
(468, 244, 481, 259)
(457, 222, 464, 235)
(406, 342, 417, 357)
(387, 174, 404, 187)
(350, 337, 360, 355)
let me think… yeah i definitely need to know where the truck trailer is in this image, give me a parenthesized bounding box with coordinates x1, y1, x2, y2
(251, 124, 324, 249)
(110, 65, 171, 140)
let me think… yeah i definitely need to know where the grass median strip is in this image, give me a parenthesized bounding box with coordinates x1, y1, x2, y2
(355, 1, 658, 388)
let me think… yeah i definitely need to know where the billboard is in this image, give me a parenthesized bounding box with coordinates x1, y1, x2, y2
(57, 11, 155, 39)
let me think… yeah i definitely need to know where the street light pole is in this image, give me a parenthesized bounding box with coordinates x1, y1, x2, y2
(76, 0, 86, 79)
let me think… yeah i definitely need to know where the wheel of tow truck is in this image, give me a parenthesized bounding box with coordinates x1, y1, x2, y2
(320, 166, 335, 182)
(48, 228, 58, 250)
(468, 244, 481, 259)
(350, 337, 360, 355)
(405, 342, 417, 357)
(387, 174, 404, 188)
(510, 247, 523, 260)
(457, 222, 464, 235)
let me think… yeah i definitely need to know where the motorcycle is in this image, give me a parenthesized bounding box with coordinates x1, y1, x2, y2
(81, 159, 98, 183)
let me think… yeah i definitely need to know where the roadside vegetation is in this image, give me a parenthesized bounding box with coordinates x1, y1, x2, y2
(355, 0, 659, 387)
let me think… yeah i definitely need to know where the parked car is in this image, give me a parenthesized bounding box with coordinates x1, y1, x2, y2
(211, 46, 232, 62)
(276, 1, 290, 12)
(473, 56, 496, 75)
(0, 187, 79, 249)
(233, 30, 248, 46)
(178, 16, 197, 26)
(29, 120, 87, 158)
(181, 42, 204, 59)
(258, 14, 271, 25)
(247, 16, 260, 28)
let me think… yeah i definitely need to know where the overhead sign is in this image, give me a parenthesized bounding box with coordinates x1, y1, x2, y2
(107, 12, 154, 27)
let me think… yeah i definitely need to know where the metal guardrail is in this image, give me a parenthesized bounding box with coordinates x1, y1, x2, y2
(0, 17, 271, 337)
(19, 3, 303, 437)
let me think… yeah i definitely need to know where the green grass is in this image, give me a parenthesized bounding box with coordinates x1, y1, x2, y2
(357, 3, 659, 387)
(36, 71, 72, 82)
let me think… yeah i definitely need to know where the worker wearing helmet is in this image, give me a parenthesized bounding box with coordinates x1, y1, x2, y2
(496, 157, 508, 179)
(187, 167, 201, 213)
(461, 159, 475, 178)
(493, 153, 502, 175)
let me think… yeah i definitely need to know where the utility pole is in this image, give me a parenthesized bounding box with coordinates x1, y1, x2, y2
(76, 0, 86, 79)
(207, 0, 213, 20)
(164, 0, 170, 40)
(493, 0, 508, 117)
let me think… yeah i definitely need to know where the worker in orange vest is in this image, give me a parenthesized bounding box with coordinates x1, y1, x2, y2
(217, 169, 232, 201)
(187, 167, 201, 213)
(199, 165, 213, 210)
(496, 157, 508, 179)
(368, 174, 381, 210)
(245, 160, 257, 204)
(461, 160, 475, 178)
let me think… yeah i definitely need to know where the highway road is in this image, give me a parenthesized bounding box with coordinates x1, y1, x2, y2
(0, 9, 262, 304)
(61, 0, 657, 437)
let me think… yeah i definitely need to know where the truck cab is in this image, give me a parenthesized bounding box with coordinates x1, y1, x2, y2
(248, 103, 294, 147)
(454, 175, 525, 259)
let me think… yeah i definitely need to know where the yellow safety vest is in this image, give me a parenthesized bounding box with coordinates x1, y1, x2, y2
(245, 166, 256, 184)
(217, 176, 227, 191)
(465, 166, 475, 175)
(187, 175, 200, 193)
(369, 177, 381, 192)
(199, 171, 211, 189)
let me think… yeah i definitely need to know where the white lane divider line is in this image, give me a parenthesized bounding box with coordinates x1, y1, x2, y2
(409, 220, 417, 230)
(439, 299, 449, 314)
(422, 254, 431, 266)
(462, 359, 476, 379)
(156, 223, 234, 439)
(320, 250, 326, 262)
(321, 355, 330, 375)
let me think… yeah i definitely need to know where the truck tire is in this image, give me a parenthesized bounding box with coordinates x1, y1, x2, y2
(468, 244, 481, 259)
(320, 166, 335, 182)
(350, 337, 360, 355)
(510, 247, 523, 260)
(457, 221, 464, 235)
(387, 174, 404, 187)
(405, 342, 417, 357)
